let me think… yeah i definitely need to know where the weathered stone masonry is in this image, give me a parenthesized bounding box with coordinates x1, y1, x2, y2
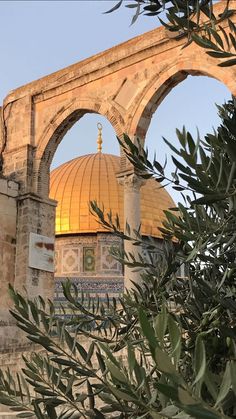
(0, 1, 236, 348)
(0, 177, 18, 348)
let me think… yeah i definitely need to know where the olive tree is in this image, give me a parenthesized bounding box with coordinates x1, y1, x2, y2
(1, 2, 236, 418)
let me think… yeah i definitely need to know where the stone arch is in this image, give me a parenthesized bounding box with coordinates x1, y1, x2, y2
(34, 98, 125, 196)
(128, 60, 235, 141)
(2, 1, 236, 321)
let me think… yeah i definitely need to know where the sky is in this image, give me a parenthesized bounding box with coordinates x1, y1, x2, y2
(0, 0, 231, 203)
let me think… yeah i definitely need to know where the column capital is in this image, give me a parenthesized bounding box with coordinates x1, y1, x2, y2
(117, 171, 145, 192)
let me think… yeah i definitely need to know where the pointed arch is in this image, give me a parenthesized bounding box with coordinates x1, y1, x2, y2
(127, 60, 235, 140)
(34, 98, 125, 196)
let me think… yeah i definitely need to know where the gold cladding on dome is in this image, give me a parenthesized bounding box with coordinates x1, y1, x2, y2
(50, 153, 175, 238)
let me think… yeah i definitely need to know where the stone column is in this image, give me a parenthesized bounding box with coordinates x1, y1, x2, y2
(0, 178, 19, 350)
(15, 194, 57, 301)
(0, 193, 57, 349)
(118, 171, 145, 290)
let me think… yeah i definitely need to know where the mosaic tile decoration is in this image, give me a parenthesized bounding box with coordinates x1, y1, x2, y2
(83, 247, 95, 272)
(62, 248, 80, 273)
(101, 245, 120, 271)
(54, 277, 124, 317)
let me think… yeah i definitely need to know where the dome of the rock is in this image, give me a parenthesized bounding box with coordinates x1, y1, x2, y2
(50, 153, 174, 238)
(50, 143, 177, 310)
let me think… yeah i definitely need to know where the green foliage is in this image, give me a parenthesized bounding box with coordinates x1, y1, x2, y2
(1, 4, 236, 416)
(105, 0, 236, 67)
(0, 283, 233, 418)
(1, 101, 236, 416)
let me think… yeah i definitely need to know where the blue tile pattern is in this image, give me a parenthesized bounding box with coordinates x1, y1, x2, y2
(54, 277, 124, 316)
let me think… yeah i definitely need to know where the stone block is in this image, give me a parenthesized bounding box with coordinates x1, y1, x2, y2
(0, 178, 8, 195)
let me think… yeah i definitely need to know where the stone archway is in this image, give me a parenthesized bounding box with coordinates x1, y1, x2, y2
(128, 62, 236, 140)
(34, 98, 125, 197)
(11, 100, 124, 309)
(0, 1, 236, 344)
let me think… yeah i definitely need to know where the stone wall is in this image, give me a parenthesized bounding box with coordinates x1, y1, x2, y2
(14, 194, 56, 301)
(0, 344, 42, 418)
(0, 178, 57, 349)
(0, 1, 234, 303)
(0, 177, 19, 348)
(0, 333, 129, 418)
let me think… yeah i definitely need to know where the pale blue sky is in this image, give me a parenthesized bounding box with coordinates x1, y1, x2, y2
(0, 0, 231, 202)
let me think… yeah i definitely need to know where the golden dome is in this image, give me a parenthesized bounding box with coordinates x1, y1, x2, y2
(50, 153, 175, 239)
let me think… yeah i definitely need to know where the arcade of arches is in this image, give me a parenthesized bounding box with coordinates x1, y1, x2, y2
(0, 0, 236, 349)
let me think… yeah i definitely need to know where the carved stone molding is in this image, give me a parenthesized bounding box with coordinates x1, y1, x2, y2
(117, 172, 145, 193)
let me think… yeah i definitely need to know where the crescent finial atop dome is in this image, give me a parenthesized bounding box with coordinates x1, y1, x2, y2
(97, 123, 103, 153)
